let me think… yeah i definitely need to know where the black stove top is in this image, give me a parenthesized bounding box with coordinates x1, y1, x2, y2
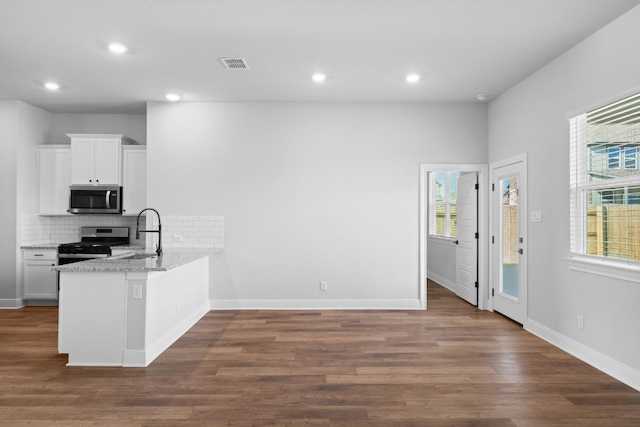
(58, 226, 130, 255)
(58, 241, 127, 254)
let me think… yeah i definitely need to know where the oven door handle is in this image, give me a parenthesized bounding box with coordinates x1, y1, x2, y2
(58, 254, 110, 259)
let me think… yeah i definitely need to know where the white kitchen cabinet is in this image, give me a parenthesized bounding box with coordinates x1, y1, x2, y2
(23, 249, 58, 300)
(37, 146, 71, 215)
(121, 146, 147, 216)
(68, 134, 136, 185)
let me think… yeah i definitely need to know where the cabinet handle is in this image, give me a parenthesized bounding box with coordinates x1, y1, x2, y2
(35, 254, 43, 257)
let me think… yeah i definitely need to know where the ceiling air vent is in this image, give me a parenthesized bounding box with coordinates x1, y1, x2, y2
(220, 58, 249, 70)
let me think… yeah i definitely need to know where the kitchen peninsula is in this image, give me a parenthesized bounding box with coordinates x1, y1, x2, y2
(54, 251, 210, 367)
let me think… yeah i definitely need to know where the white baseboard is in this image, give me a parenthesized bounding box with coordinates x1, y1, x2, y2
(121, 350, 146, 367)
(66, 362, 123, 367)
(526, 319, 640, 392)
(123, 301, 210, 367)
(209, 298, 422, 310)
(427, 272, 457, 293)
(0, 298, 25, 309)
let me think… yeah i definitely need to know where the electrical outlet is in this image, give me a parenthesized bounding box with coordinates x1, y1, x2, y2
(132, 285, 143, 299)
(577, 315, 584, 330)
(320, 281, 328, 291)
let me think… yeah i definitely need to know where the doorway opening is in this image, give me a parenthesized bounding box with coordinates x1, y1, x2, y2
(419, 163, 489, 310)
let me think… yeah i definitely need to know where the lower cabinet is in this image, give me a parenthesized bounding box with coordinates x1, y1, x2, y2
(23, 249, 58, 300)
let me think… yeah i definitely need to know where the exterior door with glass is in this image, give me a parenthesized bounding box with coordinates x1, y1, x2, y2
(491, 155, 527, 325)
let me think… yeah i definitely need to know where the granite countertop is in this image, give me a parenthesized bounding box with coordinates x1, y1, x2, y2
(113, 244, 146, 250)
(53, 249, 217, 273)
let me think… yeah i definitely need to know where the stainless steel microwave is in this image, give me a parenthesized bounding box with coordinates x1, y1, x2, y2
(68, 185, 122, 214)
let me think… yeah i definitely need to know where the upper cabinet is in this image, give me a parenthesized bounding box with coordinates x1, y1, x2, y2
(68, 134, 136, 185)
(122, 146, 147, 216)
(38, 146, 71, 215)
(37, 134, 144, 216)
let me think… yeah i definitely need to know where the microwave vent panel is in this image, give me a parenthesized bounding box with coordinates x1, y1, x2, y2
(220, 58, 249, 70)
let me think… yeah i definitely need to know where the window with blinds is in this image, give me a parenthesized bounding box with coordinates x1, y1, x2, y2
(569, 92, 640, 264)
(429, 171, 459, 238)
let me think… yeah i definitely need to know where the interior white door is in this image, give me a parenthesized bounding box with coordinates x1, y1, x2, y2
(491, 155, 527, 324)
(455, 172, 478, 305)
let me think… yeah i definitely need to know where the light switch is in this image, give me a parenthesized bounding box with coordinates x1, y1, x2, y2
(530, 211, 543, 223)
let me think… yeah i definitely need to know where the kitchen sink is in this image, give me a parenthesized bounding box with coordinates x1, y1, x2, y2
(122, 253, 157, 260)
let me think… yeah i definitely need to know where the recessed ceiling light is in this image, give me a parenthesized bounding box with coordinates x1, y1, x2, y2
(165, 93, 181, 102)
(406, 74, 420, 83)
(44, 82, 60, 90)
(108, 43, 128, 54)
(476, 94, 489, 101)
(312, 73, 326, 83)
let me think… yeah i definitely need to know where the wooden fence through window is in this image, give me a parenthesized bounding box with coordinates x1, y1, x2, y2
(587, 205, 640, 261)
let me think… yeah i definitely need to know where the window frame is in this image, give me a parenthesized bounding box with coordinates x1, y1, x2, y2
(428, 171, 459, 239)
(607, 146, 621, 169)
(624, 146, 638, 170)
(568, 93, 640, 279)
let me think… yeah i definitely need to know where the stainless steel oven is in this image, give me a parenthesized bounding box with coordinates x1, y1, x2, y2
(58, 252, 111, 265)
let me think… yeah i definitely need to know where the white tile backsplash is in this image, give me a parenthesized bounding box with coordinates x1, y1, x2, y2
(21, 214, 224, 249)
(20, 215, 146, 245)
(156, 215, 224, 249)
(20, 215, 51, 245)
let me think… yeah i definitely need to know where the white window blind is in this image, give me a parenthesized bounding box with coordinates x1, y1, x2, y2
(569, 92, 640, 264)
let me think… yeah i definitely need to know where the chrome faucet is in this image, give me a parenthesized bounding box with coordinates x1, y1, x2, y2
(135, 208, 162, 256)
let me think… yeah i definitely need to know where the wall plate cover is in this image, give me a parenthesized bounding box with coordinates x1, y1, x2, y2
(530, 211, 543, 222)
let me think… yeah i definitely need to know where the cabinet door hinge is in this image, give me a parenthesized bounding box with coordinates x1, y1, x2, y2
(492, 236, 495, 244)
(474, 281, 478, 288)
(492, 183, 495, 191)
(475, 232, 479, 239)
(492, 288, 495, 297)
(475, 183, 479, 190)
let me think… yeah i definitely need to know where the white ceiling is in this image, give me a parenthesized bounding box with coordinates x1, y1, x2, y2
(1, 0, 639, 114)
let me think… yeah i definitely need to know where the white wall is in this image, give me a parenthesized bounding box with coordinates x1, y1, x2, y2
(0, 102, 20, 303)
(427, 238, 457, 291)
(50, 113, 147, 145)
(147, 102, 487, 308)
(488, 5, 640, 379)
(0, 101, 52, 305)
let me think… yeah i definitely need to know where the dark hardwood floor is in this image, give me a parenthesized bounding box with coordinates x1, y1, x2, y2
(1, 280, 639, 426)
